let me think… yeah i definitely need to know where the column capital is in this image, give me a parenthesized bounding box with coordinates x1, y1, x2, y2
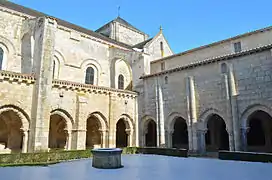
(20, 128, 29, 135)
(241, 126, 250, 133)
(197, 129, 207, 134)
(125, 129, 131, 135)
(166, 129, 174, 134)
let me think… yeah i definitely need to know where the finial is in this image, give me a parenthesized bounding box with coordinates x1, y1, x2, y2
(159, 25, 163, 33)
(118, 6, 121, 17)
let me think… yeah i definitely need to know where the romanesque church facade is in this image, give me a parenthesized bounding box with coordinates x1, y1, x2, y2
(0, 1, 271, 154)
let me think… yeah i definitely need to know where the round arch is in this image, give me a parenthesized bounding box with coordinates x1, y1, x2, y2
(54, 50, 66, 65)
(110, 57, 133, 89)
(50, 109, 74, 131)
(88, 112, 108, 131)
(81, 59, 101, 85)
(0, 35, 16, 56)
(0, 105, 30, 130)
(117, 114, 134, 131)
(240, 104, 272, 129)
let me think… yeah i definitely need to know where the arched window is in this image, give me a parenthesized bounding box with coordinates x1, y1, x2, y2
(85, 67, 95, 85)
(0, 47, 3, 70)
(160, 41, 164, 57)
(221, 63, 227, 74)
(118, 74, 124, 89)
(160, 42, 164, 51)
(52, 60, 56, 79)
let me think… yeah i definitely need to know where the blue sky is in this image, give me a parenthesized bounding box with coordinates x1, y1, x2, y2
(11, 0, 272, 53)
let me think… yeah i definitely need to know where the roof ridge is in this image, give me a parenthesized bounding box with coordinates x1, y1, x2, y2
(151, 25, 272, 64)
(141, 43, 272, 79)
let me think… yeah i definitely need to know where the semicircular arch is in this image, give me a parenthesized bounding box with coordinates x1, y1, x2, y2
(88, 111, 108, 131)
(0, 105, 30, 130)
(50, 109, 74, 131)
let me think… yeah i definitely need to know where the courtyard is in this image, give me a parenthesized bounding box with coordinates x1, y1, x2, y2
(1, 154, 271, 180)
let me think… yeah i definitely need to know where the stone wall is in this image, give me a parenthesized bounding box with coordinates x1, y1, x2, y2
(116, 23, 146, 46)
(141, 48, 272, 151)
(0, 10, 24, 72)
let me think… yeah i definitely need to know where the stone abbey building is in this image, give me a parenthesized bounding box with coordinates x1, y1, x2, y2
(0, 1, 271, 154)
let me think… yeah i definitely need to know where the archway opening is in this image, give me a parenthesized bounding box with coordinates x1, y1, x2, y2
(145, 120, 157, 147)
(48, 114, 67, 150)
(86, 116, 102, 149)
(0, 111, 23, 153)
(205, 114, 229, 151)
(172, 117, 188, 149)
(247, 110, 272, 152)
(116, 119, 128, 148)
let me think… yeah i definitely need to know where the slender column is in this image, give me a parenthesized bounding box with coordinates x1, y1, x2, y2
(241, 127, 249, 151)
(166, 129, 173, 148)
(21, 129, 29, 153)
(126, 129, 133, 147)
(197, 129, 207, 155)
(66, 130, 72, 150)
(100, 129, 108, 148)
(227, 128, 234, 151)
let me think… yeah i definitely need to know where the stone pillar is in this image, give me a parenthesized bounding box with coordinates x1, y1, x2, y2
(73, 94, 88, 150)
(166, 129, 173, 148)
(28, 17, 57, 152)
(155, 78, 166, 147)
(108, 93, 118, 148)
(21, 129, 29, 153)
(186, 76, 197, 152)
(65, 130, 72, 150)
(241, 127, 249, 151)
(228, 66, 241, 151)
(100, 129, 108, 148)
(227, 128, 234, 151)
(197, 129, 207, 155)
(126, 129, 133, 147)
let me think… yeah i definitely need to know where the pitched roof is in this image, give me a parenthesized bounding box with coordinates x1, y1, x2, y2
(96, 16, 147, 35)
(141, 43, 272, 79)
(132, 38, 153, 49)
(114, 17, 145, 34)
(0, 0, 132, 49)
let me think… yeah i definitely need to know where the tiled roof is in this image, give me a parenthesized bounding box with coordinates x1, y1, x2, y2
(0, 0, 132, 49)
(140, 43, 272, 79)
(132, 38, 153, 49)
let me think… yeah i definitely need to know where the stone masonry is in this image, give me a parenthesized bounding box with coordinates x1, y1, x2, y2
(0, 1, 272, 154)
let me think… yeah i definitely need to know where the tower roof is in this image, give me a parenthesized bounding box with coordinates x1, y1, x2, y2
(96, 16, 147, 35)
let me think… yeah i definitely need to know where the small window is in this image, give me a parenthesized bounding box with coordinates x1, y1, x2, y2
(161, 62, 165, 71)
(165, 76, 168, 84)
(160, 41, 164, 57)
(85, 67, 95, 85)
(234, 42, 241, 53)
(221, 63, 227, 73)
(0, 47, 3, 70)
(118, 74, 124, 89)
(52, 60, 56, 79)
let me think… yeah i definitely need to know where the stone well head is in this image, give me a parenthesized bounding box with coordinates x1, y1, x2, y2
(91, 148, 123, 169)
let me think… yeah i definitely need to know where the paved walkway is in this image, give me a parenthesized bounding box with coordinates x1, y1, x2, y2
(1, 154, 272, 180)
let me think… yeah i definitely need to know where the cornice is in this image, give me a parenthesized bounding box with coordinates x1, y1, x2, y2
(0, 71, 35, 84)
(141, 44, 272, 79)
